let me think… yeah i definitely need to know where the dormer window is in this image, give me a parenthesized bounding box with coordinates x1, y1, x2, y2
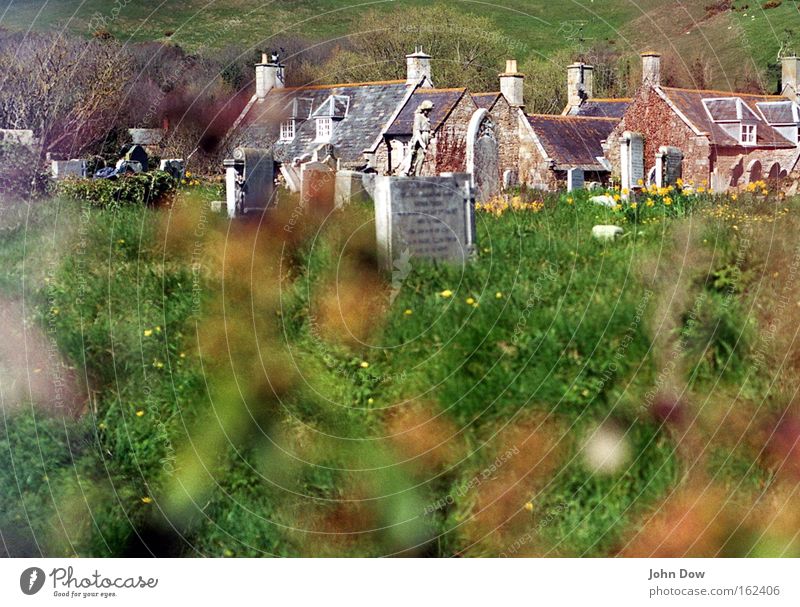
(740, 124, 756, 145)
(316, 117, 333, 142)
(280, 120, 295, 141)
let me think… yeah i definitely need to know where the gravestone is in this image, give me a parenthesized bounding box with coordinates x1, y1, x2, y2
(655, 146, 683, 188)
(567, 168, 585, 192)
(51, 159, 87, 179)
(223, 147, 274, 218)
(301, 161, 336, 214)
(466, 109, 500, 202)
(620, 131, 644, 196)
(373, 173, 475, 271)
(502, 169, 518, 189)
(335, 170, 371, 208)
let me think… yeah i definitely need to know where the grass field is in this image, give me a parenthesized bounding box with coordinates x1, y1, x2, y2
(3, 1, 799, 89)
(2, 181, 799, 557)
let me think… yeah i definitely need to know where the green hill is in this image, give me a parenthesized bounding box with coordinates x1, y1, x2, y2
(3, 0, 799, 88)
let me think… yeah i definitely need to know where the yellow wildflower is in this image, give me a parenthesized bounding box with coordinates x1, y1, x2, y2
(404, 309, 413, 315)
(524, 502, 534, 512)
(360, 361, 369, 368)
(143, 329, 153, 337)
(495, 292, 503, 299)
(466, 297, 475, 305)
(136, 410, 144, 417)
(141, 496, 153, 504)
(439, 289, 453, 298)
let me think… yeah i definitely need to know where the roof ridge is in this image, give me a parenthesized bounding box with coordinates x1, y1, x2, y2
(660, 85, 785, 99)
(415, 87, 467, 93)
(528, 113, 619, 121)
(279, 79, 407, 91)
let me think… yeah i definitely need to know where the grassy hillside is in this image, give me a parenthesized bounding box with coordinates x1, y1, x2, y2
(2, 182, 799, 557)
(3, 0, 798, 88)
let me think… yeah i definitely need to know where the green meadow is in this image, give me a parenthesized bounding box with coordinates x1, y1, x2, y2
(2, 182, 796, 556)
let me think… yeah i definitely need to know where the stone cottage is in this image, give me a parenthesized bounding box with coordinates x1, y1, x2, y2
(225, 50, 526, 201)
(517, 61, 627, 189)
(606, 52, 800, 192)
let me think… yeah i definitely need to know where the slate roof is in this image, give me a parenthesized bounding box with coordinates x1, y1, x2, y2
(568, 98, 631, 118)
(526, 114, 618, 171)
(659, 87, 798, 148)
(472, 92, 502, 110)
(384, 88, 469, 136)
(232, 80, 414, 167)
(756, 100, 798, 125)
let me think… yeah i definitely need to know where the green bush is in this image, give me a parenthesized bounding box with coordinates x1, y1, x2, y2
(56, 170, 176, 208)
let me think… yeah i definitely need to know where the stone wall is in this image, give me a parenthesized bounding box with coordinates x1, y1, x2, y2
(429, 93, 478, 175)
(488, 96, 521, 181)
(518, 116, 559, 190)
(713, 146, 798, 190)
(606, 87, 710, 186)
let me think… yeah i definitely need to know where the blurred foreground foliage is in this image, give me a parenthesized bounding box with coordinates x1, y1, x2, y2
(1, 186, 800, 557)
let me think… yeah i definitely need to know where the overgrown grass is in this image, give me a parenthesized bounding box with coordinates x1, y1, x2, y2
(1, 186, 798, 557)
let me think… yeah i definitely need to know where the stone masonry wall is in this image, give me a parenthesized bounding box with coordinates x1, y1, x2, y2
(606, 86, 711, 186)
(489, 96, 521, 181)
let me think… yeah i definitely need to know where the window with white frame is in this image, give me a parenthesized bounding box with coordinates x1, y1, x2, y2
(280, 120, 295, 141)
(740, 123, 756, 145)
(316, 117, 333, 141)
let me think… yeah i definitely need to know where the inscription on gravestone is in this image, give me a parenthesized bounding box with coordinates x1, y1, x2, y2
(374, 174, 475, 270)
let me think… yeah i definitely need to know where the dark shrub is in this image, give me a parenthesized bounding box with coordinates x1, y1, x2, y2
(56, 171, 177, 209)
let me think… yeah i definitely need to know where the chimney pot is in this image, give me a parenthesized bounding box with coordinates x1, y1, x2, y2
(566, 62, 593, 110)
(641, 51, 662, 86)
(499, 58, 524, 107)
(406, 48, 433, 87)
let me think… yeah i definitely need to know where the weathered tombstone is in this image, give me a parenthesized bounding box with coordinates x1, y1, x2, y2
(210, 200, 227, 214)
(51, 159, 87, 179)
(567, 168, 585, 192)
(655, 146, 683, 188)
(223, 147, 274, 218)
(335, 170, 371, 208)
(620, 131, 644, 196)
(301, 161, 336, 213)
(466, 109, 501, 202)
(373, 173, 475, 271)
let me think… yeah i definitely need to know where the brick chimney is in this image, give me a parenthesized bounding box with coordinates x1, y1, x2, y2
(641, 51, 661, 87)
(567, 62, 593, 109)
(499, 59, 524, 107)
(406, 47, 433, 87)
(782, 56, 799, 103)
(256, 51, 285, 100)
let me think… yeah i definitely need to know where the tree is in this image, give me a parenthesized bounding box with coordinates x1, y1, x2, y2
(0, 31, 133, 157)
(311, 4, 518, 91)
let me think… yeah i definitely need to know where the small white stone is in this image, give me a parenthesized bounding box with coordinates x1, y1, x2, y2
(592, 225, 624, 241)
(589, 194, 616, 207)
(210, 200, 227, 214)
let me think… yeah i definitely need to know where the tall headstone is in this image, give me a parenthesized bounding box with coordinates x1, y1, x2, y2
(654, 146, 683, 188)
(466, 109, 501, 202)
(373, 173, 475, 271)
(567, 168, 585, 192)
(223, 147, 274, 218)
(620, 131, 644, 196)
(335, 170, 372, 208)
(301, 161, 336, 214)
